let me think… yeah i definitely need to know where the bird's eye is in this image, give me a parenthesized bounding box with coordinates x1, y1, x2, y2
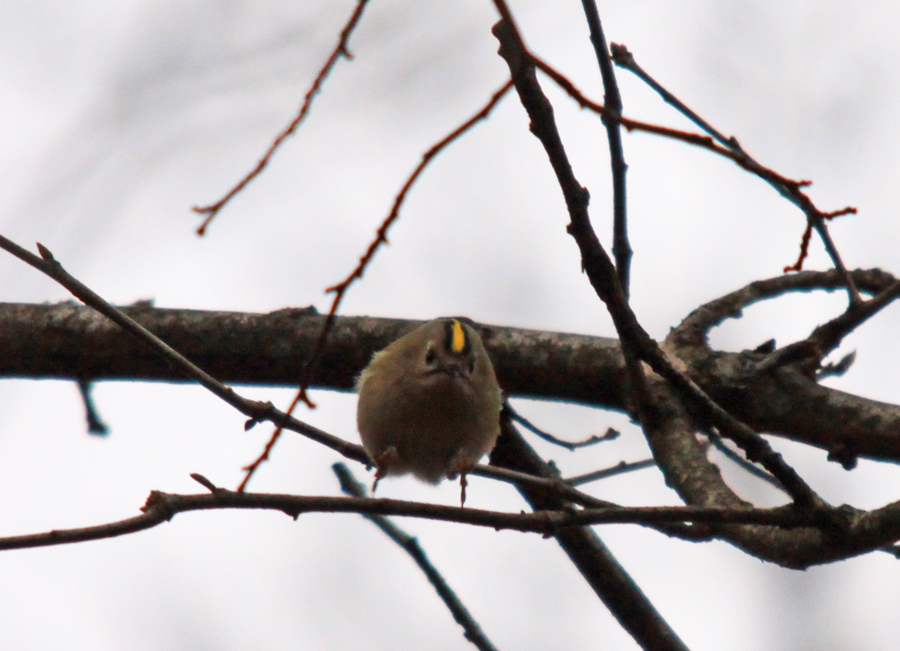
(425, 348, 437, 365)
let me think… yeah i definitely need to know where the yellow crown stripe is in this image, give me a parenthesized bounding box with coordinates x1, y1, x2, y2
(449, 319, 466, 353)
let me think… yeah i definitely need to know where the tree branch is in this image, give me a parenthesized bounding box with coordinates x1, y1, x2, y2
(192, 0, 373, 233)
(610, 43, 860, 302)
(490, 15, 820, 508)
(580, 0, 631, 296)
(3, 277, 900, 467)
(668, 268, 900, 467)
(333, 464, 499, 651)
(0, 473, 853, 553)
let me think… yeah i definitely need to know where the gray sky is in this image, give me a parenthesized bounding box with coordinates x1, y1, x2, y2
(2, 2, 900, 649)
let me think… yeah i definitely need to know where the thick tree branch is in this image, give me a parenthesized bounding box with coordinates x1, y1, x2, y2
(3, 280, 900, 467)
(668, 268, 900, 467)
(0, 301, 627, 403)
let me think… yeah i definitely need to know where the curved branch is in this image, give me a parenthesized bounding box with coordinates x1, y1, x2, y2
(668, 268, 900, 467)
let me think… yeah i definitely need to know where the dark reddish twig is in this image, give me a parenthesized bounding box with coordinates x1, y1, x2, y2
(192, 0, 372, 235)
(323, 80, 514, 300)
(532, 57, 807, 179)
(783, 207, 857, 273)
(610, 43, 860, 302)
(237, 80, 514, 490)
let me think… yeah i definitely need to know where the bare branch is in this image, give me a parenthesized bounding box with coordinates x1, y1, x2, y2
(508, 403, 619, 450)
(564, 459, 657, 486)
(580, 0, 631, 296)
(610, 43, 861, 302)
(490, 15, 820, 508)
(0, 480, 850, 553)
(192, 0, 372, 233)
(333, 464, 499, 651)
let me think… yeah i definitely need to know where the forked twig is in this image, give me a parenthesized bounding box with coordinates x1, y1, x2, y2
(610, 43, 860, 302)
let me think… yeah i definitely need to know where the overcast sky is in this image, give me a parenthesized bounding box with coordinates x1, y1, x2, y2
(2, 2, 900, 650)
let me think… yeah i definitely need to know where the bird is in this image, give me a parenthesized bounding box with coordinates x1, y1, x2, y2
(356, 318, 502, 504)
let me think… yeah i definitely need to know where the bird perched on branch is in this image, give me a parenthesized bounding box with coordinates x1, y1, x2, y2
(356, 318, 502, 505)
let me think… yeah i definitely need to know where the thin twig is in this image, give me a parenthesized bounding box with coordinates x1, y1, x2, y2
(192, 0, 372, 234)
(77, 378, 109, 435)
(705, 429, 787, 495)
(509, 405, 619, 450)
(565, 459, 657, 486)
(580, 0, 631, 297)
(610, 44, 734, 148)
(333, 464, 499, 651)
(0, 484, 834, 553)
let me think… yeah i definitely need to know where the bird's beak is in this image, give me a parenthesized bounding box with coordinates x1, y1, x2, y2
(441, 363, 464, 378)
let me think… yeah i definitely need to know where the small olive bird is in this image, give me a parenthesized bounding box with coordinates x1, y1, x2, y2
(356, 318, 502, 504)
